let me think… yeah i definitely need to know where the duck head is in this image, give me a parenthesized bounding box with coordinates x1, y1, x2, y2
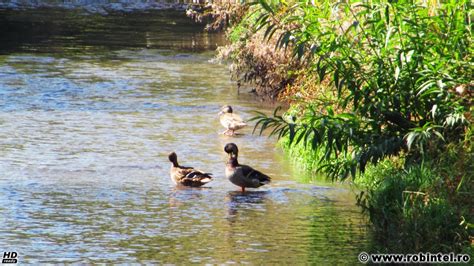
(168, 152, 179, 167)
(224, 143, 239, 158)
(218, 105, 233, 116)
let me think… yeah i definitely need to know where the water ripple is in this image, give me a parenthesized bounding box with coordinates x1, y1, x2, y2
(0, 10, 369, 264)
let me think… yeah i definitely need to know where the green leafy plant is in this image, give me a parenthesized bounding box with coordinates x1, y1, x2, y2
(250, 0, 472, 179)
(356, 156, 472, 253)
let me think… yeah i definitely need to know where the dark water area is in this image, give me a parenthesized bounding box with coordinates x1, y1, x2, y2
(0, 9, 223, 54)
(0, 9, 370, 264)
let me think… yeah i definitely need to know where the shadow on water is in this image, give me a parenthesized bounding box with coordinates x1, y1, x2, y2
(0, 9, 224, 54)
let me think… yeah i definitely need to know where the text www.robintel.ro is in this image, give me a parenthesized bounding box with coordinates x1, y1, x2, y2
(358, 252, 471, 264)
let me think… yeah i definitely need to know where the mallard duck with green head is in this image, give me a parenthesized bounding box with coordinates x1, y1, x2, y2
(168, 152, 213, 187)
(218, 105, 247, 136)
(224, 143, 271, 192)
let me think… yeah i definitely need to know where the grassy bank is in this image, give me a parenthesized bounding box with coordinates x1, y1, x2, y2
(357, 151, 473, 254)
(190, 0, 473, 253)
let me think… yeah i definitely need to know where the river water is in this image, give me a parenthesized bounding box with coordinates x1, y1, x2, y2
(0, 9, 369, 264)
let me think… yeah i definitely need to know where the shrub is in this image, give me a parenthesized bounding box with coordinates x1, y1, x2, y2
(251, 0, 472, 179)
(357, 140, 473, 253)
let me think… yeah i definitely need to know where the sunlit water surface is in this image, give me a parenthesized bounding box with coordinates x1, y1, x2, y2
(0, 9, 369, 264)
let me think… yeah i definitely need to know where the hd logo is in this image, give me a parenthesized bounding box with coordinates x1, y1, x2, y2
(2, 252, 18, 264)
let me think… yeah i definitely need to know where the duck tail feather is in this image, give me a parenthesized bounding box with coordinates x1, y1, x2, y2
(200, 178, 212, 183)
(259, 174, 271, 184)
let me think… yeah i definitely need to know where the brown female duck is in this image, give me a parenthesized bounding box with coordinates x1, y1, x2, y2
(168, 152, 213, 187)
(224, 143, 271, 192)
(218, 105, 247, 136)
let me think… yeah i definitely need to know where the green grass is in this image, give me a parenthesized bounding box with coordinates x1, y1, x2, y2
(356, 151, 473, 253)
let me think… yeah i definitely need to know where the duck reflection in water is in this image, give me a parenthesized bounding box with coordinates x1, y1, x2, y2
(168, 186, 209, 208)
(225, 190, 270, 220)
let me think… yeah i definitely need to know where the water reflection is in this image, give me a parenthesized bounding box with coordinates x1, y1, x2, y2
(168, 187, 209, 208)
(0, 9, 369, 264)
(225, 190, 269, 220)
(0, 9, 223, 54)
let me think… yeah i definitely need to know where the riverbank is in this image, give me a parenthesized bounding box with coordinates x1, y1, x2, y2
(195, 1, 473, 255)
